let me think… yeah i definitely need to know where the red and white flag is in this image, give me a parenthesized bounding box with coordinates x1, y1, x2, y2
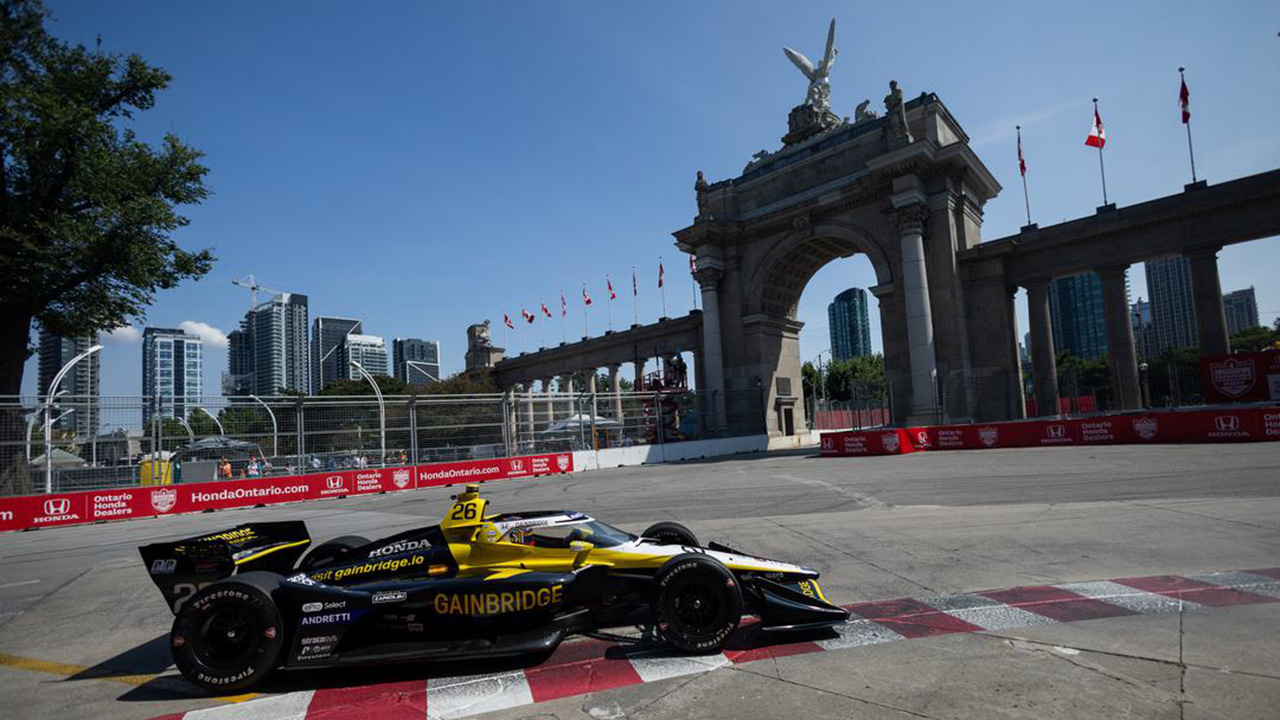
(632, 269, 638, 297)
(561, 292, 567, 317)
(658, 261, 665, 288)
(1017, 129, 1027, 177)
(608, 277, 616, 300)
(521, 308, 535, 324)
(503, 313, 514, 330)
(540, 301, 552, 318)
(1086, 107, 1106, 149)
(689, 254, 696, 274)
(582, 286, 593, 306)
(1179, 77, 1190, 124)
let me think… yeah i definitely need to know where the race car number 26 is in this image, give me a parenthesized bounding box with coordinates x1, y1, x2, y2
(450, 503, 479, 521)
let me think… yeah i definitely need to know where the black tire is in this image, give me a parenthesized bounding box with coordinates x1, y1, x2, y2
(171, 572, 286, 692)
(641, 521, 699, 547)
(297, 535, 370, 570)
(652, 554, 742, 653)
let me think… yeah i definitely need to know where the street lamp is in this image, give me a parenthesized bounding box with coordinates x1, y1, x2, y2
(1138, 362, 1151, 408)
(193, 404, 225, 435)
(44, 344, 102, 493)
(248, 395, 278, 459)
(350, 360, 386, 466)
(175, 416, 195, 444)
(27, 406, 72, 464)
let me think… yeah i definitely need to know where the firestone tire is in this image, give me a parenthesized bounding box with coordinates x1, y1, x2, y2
(652, 553, 742, 653)
(641, 521, 699, 548)
(298, 535, 370, 570)
(171, 572, 286, 693)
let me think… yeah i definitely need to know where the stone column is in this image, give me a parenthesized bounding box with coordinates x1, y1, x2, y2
(1026, 280, 1059, 416)
(1099, 265, 1141, 411)
(541, 377, 554, 428)
(695, 267, 728, 433)
(1187, 248, 1231, 356)
(607, 364, 623, 421)
(560, 373, 576, 420)
(894, 204, 939, 420)
(1005, 286, 1027, 420)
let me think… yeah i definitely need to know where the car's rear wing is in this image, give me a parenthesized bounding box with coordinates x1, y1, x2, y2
(139, 522, 311, 614)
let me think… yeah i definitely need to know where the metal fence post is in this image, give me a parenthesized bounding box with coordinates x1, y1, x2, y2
(654, 391, 664, 445)
(295, 398, 305, 472)
(408, 396, 419, 465)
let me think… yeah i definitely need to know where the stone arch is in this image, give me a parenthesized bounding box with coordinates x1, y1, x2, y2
(745, 221, 894, 320)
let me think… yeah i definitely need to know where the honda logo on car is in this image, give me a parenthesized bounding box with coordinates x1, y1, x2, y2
(369, 539, 431, 558)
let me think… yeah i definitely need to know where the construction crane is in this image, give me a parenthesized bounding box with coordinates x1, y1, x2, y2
(231, 274, 281, 309)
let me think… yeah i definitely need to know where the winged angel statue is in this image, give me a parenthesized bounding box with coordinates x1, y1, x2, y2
(783, 19, 837, 113)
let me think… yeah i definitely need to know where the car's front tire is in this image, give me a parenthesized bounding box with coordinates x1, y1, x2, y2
(652, 554, 742, 653)
(171, 572, 286, 692)
(641, 521, 699, 547)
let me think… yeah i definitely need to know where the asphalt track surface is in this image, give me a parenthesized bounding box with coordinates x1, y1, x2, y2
(1, 442, 1278, 719)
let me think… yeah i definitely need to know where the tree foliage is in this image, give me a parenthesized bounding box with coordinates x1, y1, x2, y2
(802, 355, 886, 402)
(0, 0, 212, 394)
(1230, 325, 1279, 353)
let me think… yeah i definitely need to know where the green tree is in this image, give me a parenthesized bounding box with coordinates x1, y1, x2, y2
(1, 1, 211, 492)
(1230, 325, 1278, 353)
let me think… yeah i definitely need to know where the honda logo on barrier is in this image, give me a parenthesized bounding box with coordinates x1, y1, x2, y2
(326, 476, 345, 490)
(511, 459, 525, 472)
(44, 498, 70, 516)
(1214, 415, 1240, 432)
(1046, 424, 1066, 439)
(821, 436, 834, 449)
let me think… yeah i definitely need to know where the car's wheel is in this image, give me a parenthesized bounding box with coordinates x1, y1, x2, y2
(641, 521, 699, 547)
(652, 554, 742, 653)
(171, 572, 286, 692)
(297, 535, 370, 570)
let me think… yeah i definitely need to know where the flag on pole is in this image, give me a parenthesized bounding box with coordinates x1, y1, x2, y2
(1017, 129, 1027, 177)
(608, 277, 616, 300)
(1179, 76, 1191, 124)
(541, 301, 552, 318)
(1085, 107, 1106, 148)
(582, 286, 593, 306)
(689, 254, 696, 274)
(632, 268, 638, 297)
(561, 292, 567, 317)
(658, 261, 665, 288)
(521, 308, 535, 324)
(503, 313, 514, 330)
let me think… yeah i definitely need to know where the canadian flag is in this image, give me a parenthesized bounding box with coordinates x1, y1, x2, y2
(1017, 129, 1027, 177)
(658, 261, 665, 288)
(608, 277, 616, 300)
(632, 269, 638, 297)
(582, 286, 593, 306)
(503, 313, 514, 330)
(689, 254, 696, 274)
(521, 308, 535, 323)
(1180, 77, 1190, 124)
(1086, 107, 1106, 149)
(561, 292, 567, 317)
(540, 301, 552, 318)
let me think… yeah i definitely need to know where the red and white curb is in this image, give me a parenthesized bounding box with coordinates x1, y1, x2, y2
(147, 567, 1280, 720)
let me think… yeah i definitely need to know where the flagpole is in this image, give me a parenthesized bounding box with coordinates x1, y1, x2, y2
(1017, 125, 1031, 226)
(582, 285, 588, 339)
(1180, 67, 1197, 183)
(1093, 98, 1108, 206)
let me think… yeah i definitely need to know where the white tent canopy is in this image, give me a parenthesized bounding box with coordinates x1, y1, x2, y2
(540, 414, 622, 434)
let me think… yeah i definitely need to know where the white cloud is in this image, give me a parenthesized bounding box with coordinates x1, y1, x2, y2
(179, 320, 229, 349)
(104, 325, 142, 344)
(970, 99, 1087, 149)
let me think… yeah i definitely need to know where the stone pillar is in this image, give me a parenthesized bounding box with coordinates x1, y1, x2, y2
(1026, 280, 1059, 416)
(607, 364, 623, 421)
(1187, 248, 1231, 356)
(541, 377, 554, 428)
(1099, 265, 1141, 411)
(695, 267, 728, 433)
(560, 373, 576, 420)
(894, 204, 939, 421)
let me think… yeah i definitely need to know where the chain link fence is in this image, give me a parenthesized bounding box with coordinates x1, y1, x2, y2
(0, 388, 766, 497)
(807, 379, 893, 430)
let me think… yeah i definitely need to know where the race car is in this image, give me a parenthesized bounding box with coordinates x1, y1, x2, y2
(139, 484, 847, 692)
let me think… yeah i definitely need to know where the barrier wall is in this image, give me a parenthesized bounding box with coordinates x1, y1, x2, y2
(0, 452, 574, 533)
(820, 406, 1280, 457)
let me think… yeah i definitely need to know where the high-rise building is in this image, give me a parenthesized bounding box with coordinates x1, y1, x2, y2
(1145, 256, 1198, 352)
(37, 330, 100, 438)
(312, 317, 362, 393)
(142, 327, 203, 423)
(393, 338, 441, 385)
(1131, 298, 1156, 360)
(1048, 272, 1110, 360)
(228, 293, 309, 396)
(1223, 287, 1259, 335)
(339, 334, 388, 379)
(827, 288, 872, 361)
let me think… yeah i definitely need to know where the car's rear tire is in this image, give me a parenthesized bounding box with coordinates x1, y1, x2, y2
(642, 521, 699, 547)
(298, 535, 370, 570)
(171, 572, 286, 692)
(652, 554, 742, 653)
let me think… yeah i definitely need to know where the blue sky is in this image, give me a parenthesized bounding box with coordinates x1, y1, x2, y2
(23, 0, 1280, 396)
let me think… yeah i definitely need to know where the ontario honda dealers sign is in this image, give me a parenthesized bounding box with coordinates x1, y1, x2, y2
(0, 453, 573, 533)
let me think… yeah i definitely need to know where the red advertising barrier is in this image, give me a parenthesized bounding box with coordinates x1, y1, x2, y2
(821, 406, 1279, 459)
(1201, 352, 1280, 404)
(0, 452, 574, 534)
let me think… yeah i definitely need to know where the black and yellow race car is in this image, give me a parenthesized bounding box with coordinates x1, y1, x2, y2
(140, 484, 847, 691)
